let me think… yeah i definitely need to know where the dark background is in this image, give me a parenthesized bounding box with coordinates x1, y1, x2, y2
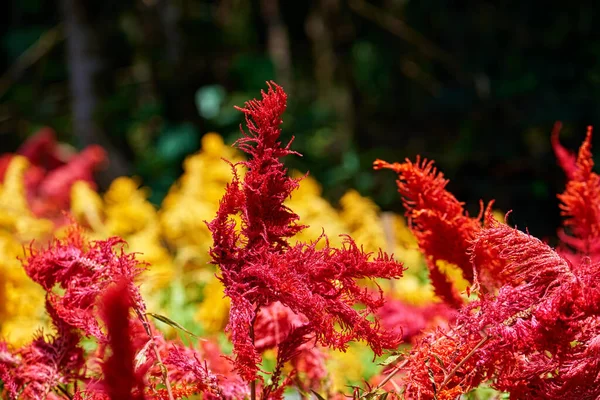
(2, 0, 600, 239)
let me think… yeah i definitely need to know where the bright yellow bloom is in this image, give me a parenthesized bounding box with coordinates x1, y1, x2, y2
(492, 209, 506, 223)
(376, 212, 434, 304)
(325, 344, 368, 393)
(195, 275, 230, 334)
(0, 231, 49, 346)
(158, 134, 244, 334)
(0, 157, 53, 241)
(339, 189, 388, 253)
(104, 177, 157, 236)
(287, 173, 347, 247)
(389, 212, 417, 248)
(0, 157, 52, 345)
(70, 180, 104, 232)
(436, 260, 470, 293)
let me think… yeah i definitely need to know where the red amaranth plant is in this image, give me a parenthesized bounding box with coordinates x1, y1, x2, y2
(377, 297, 456, 342)
(0, 227, 174, 400)
(372, 126, 600, 399)
(388, 219, 600, 399)
(207, 82, 405, 391)
(0, 128, 63, 181)
(0, 304, 84, 399)
(253, 302, 327, 394)
(34, 144, 106, 217)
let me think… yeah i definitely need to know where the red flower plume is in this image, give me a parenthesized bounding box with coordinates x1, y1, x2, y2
(0, 303, 85, 400)
(254, 302, 327, 395)
(23, 226, 146, 339)
(374, 158, 494, 306)
(554, 125, 600, 259)
(395, 215, 600, 399)
(208, 82, 404, 381)
(551, 121, 578, 180)
(98, 278, 146, 400)
(34, 144, 106, 213)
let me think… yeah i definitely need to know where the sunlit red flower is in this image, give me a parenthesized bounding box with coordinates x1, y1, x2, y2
(554, 125, 600, 261)
(374, 158, 495, 305)
(208, 82, 404, 382)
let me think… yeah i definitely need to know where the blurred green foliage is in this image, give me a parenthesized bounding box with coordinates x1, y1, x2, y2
(2, 0, 600, 239)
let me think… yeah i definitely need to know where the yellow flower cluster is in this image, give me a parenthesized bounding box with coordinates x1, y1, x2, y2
(286, 171, 348, 248)
(0, 157, 53, 345)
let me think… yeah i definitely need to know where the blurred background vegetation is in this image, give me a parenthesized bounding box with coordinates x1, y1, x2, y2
(2, 0, 600, 239)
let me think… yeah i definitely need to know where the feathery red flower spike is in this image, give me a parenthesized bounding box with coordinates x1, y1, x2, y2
(208, 82, 405, 382)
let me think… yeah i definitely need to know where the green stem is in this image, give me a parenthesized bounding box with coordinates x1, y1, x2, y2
(249, 307, 260, 400)
(136, 308, 174, 400)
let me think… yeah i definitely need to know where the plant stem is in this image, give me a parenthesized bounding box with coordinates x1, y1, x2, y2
(250, 316, 257, 400)
(438, 334, 490, 392)
(55, 384, 73, 399)
(136, 308, 175, 400)
(376, 358, 409, 390)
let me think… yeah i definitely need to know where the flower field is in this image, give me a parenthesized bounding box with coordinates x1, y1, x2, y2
(1, 83, 599, 399)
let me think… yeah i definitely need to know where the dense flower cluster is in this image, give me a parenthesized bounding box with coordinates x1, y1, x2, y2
(0, 229, 247, 399)
(6, 82, 595, 399)
(0, 84, 441, 399)
(371, 125, 600, 399)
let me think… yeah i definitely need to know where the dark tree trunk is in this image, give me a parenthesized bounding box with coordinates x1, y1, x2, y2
(62, 0, 130, 186)
(306, 0, 355, 155)
(261, 0, 292, 91)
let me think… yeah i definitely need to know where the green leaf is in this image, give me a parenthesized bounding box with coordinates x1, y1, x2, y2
(362, 389, 387, 399)
(425, 357, 438, 399)
(379, 353, 401, 367)
(433, 354, 446, 370)
(463, 383, 508, 400)
(156, 123, 199, 162)
(146, 312, 200, 339)
(195, 85, 226, 119)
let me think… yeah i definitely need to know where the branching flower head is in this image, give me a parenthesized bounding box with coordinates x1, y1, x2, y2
(0, 302, 85, 399)
(208, 82, 404, 381)
(0, 128, 107, 221)
(23, 226, 146, 339)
